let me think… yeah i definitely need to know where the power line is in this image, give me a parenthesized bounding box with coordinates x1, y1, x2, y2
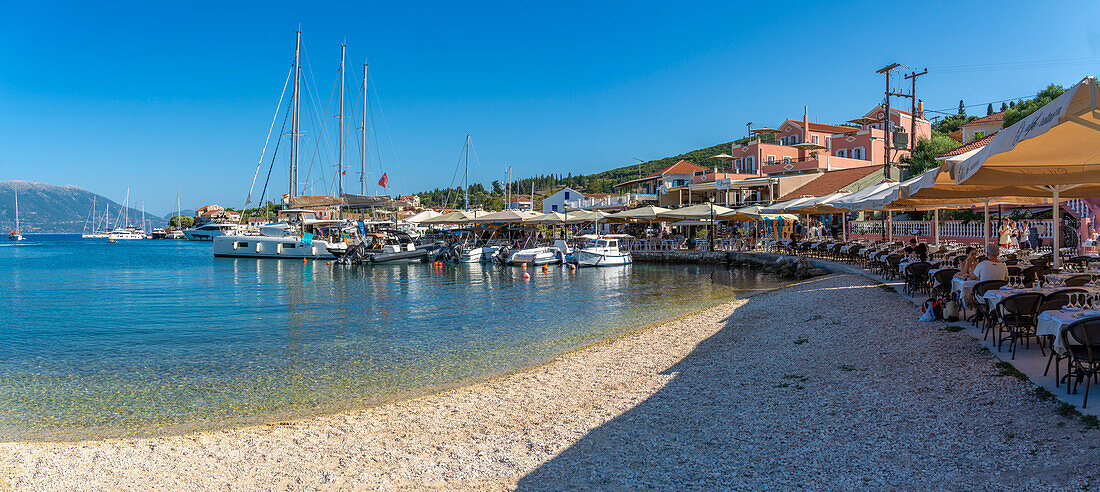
(928, 57, 1100, 74)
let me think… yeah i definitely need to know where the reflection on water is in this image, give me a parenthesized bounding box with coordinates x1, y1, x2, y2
(0, 236, 789, 440)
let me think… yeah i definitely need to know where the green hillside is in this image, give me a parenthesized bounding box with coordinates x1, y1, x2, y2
(416, 141, 734, 209)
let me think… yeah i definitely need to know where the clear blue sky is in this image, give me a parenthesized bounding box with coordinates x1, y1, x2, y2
(2, 1, 1099, 214)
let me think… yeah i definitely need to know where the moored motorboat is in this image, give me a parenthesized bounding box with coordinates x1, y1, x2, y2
(107, 226, 145, 240)
(214, 210, 343, 259)
(184, 222, 241, 241)
(574, 235, 633, 267)
(505, 240, 569, 266)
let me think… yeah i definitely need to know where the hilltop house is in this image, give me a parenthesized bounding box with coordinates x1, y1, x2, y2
(542, 187, 584, 213)
(622, 104, 929, 208)
(957, 111, 1004, 142)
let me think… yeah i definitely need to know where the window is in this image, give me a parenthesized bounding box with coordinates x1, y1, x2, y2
(733, 158, 741, 172)
(564, 191, 570, 200)
(236, 242, 249, 248)
(745, 156, 755, 173)
(282, 243, 296, 248)
(551, 205, 558, 212)
(835, 149, 846, 158)
(852, 147, 864, 160)
(782, 157, 792, 164)
(790, 135, 799, 144)
(811, 135, 819, 144)
(766, 155, 776, 164)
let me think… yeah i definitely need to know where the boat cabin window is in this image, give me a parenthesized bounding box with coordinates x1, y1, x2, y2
(236, 242, 249, 248)
(282, 243, 296, 248)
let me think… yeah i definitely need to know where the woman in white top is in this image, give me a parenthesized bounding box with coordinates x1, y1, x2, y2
(974, 244, 1008, 282)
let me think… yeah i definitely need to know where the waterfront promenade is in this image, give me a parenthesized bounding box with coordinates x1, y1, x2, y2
(4, 272, 1099, 489)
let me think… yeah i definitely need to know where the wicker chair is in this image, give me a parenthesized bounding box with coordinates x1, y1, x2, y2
(996, 292, 1045, 359)
(1062, 317, 1100, 407)
(1021, 265, 1050, 287)
(1063, 274, 1093, 287)
(933, 268, 960, 298)
(973, 280, 1008, 336)
(903, 261, 933, 296)
(884, 254, 903, 280)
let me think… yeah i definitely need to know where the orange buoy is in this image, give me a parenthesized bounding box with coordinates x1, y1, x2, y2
(541, 265, 548, 272)
(521, 262, 527, 268)
(569, 263, 577, 270)
(302, 257, 307, 264)
(326, 261, 331, 266)
(523, 272, 531, 279)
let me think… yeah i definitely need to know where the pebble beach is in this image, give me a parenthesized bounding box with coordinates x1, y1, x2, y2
(4, 273, 1100, 490)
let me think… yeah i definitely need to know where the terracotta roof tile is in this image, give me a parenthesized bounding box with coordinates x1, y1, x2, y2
(960, 111, 1004, 127)
(784, 119, 860, 135)
(936, 131, 997, 158)
(779, 166, 881, 200)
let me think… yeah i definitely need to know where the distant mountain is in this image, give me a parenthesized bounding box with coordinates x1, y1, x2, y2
(0, 180, 166, 234)
(164, 209, 196, 220)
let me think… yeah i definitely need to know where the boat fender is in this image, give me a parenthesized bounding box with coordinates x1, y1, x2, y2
(521, 262, 527, 268)
(233, 241, 238, 250)
(523, 272, 531, 279)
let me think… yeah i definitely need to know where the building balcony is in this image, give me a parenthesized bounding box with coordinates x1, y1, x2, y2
(565, 194, 657, 210)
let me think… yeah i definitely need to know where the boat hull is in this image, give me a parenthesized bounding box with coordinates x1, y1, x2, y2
(575, 249, 633, 267)
(507, 248, 563, 266)
(183, 228, 234, 241)
(212, 236, 336, 259)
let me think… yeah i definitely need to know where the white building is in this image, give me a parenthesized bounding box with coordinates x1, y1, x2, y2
(541, 187, 584, 213)
(507, 196, 532, 211)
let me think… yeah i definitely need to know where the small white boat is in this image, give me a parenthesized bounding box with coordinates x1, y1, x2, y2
(183, 223, 240, 241)
(458, 245, 501, 263)
(166, 230, 186, 240)
(149, 228, 167, 239)
(574, 235, 633, 267)
(107, 227, 145, 240)
(506, 240, 569, 266)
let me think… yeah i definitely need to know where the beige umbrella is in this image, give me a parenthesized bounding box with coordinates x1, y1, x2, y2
(469, 210, 540, 224)
(419, 211, 468, 225)
(792, 142, 827, 151)
(404, 210, 442, 223)
(523, 211, 567, 224)
(707, 154, 735, 161)
(952, 77, 1100, 265)
(760, 196, 819, 214)
(563, 210, 609, 224)
(657, 203, 736, 220)
(606, 206, 671, 223)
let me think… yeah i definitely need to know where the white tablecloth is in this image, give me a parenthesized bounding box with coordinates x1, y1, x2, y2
(1037, 310, 1100, 355)
(1045, 270, 1100, 284)
(952, 277, 979, 301)
(981, 286, 1100, 310)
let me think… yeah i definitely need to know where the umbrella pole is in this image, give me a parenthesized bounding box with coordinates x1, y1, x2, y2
(842, 213, 847, 242)
(933, 208, 940, 246)
(984, 201, 990, 250)
(1053, 189, 1060, 268)
(709, 202, 714, 251)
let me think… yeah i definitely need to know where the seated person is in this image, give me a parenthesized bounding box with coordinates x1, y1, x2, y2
(973, 244, 1008, 282)
(913, 240, 928, 262)
(956, 247, 979, 280)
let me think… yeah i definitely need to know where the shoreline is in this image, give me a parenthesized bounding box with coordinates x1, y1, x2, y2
(4, 273, 1099, 489)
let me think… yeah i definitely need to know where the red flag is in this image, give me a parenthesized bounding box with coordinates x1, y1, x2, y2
(378, 172, 389, 188)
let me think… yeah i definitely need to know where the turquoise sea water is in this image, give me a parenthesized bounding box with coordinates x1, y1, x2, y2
(0, 235, 788, 440)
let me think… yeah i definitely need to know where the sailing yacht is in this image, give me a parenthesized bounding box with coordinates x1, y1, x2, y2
(106, 189, 145, 240)
(81, 198, 109, 238)
(8, 186, 24, 241)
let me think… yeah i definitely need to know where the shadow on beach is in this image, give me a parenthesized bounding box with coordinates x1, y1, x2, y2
(515, 274, 1100, 490)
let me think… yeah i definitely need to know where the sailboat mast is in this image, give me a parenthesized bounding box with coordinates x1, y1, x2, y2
(361, 63, 367, 195)
(14, 186, 19, 233)
(338, 42, 346, 199)
(290, 29, 302, 199)
(464, 134, 470, 211)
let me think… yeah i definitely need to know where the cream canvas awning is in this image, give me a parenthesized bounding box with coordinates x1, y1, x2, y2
(657, 203, 736, 220)
(606, 206, 671, 223)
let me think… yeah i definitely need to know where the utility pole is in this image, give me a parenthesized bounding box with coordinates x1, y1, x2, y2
(633, 157, 644, 181)
(875, 63, 902, 179)
(904, 69, 928, 152)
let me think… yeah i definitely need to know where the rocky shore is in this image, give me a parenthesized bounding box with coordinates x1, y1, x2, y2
(3, 274, 1099, 490)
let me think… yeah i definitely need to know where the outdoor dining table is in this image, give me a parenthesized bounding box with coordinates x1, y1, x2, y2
(1045, 270, 1100, 284)
(981, 286, 1100, 311)
(1037, 309, 1100, 355)
(951, 277, 980, 302)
